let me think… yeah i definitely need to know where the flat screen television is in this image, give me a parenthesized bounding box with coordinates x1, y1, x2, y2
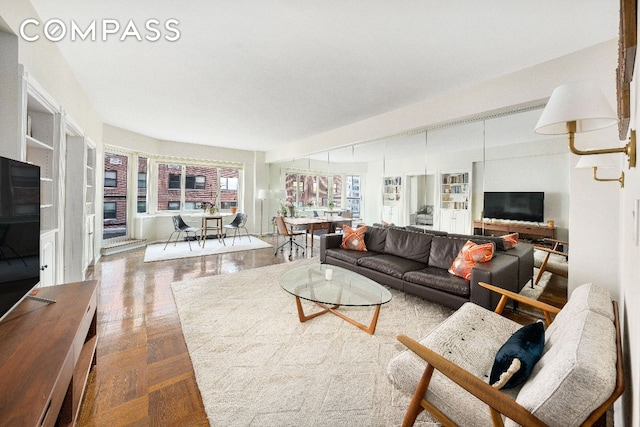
(0, 156, 40, 322)
(483, 191, 544, 223)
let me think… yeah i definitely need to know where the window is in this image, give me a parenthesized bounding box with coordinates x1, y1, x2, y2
(168, 173, 181, 189)
(104, 201, 117, 219)
(185, 175, 205, 190)
(220, 201, 237, 209)
(285, 172, 335, 208)
(104, 171, 117, 187)
(137, 201, 147, 213)
(138, 172, 147, 189)
(157, 163, 240, 212)
(220, 177, 238, 190)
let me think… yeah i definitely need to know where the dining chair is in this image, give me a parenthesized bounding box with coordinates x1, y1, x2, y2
(223, 213, 251, 245)
(163, 215, 200, 251)
(274, 216, 306, 258)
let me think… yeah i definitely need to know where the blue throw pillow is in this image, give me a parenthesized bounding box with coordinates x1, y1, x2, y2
(489, 321, 545, 389)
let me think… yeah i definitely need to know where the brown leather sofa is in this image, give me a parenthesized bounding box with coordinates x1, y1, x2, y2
(320, 226, 532, 311)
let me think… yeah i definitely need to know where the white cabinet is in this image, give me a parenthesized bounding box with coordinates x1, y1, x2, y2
(40, 230, 57, 287)
(439, 209, 471, 234)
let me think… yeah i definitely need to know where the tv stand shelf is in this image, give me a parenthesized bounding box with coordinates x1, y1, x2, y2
(473, 220, 556, 242)
(0, 280, 97, 427)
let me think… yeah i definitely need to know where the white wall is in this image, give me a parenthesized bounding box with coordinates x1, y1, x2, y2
(266, 40, 618, 163)
(618, 8, 640, 425)
(484, 151, 570, 241)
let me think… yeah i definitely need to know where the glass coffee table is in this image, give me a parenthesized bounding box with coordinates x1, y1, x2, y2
(280, 264, 392, 334)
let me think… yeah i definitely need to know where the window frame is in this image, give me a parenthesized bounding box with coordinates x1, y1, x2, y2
(104, 201, 117, 219)
(104, 171, 117, 188)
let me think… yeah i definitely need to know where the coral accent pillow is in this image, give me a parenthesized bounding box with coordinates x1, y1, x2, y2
(502, 232, 519, 249)
(341, 225, 368, 251)
(448, 240, 495, 280)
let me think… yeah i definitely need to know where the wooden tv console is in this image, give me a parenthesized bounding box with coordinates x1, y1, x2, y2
(0, 280, 97, 426)
(472, 220, 556, 242)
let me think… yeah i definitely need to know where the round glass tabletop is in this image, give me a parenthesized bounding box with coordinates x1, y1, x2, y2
(280, 264, 392, 307)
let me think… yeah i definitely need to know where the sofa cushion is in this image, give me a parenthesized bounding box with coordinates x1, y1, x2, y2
(490, 321, 545, 389)
(428, 236, 466, 269)
(325, 248, 379, 266)
(509, 310, 616, 427)
(357, 254, 426, 279)
(403, 267, 470, 297)
(364, 226, 388, 253)
(383, 228, 433, 265)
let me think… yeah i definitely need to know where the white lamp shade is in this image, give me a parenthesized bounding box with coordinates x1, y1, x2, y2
(575, 153, 620, 169)
(534, 81, 618, 135)
(257, 189, 270, 200)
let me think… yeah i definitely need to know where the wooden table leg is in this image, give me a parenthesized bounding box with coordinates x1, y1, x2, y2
(294, 296, 383, 335)
(201, 218, 208, 248)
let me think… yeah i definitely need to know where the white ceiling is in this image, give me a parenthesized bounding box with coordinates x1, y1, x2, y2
(28, 1, 618, 152)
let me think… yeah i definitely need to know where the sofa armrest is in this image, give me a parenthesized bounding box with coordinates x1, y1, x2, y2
(320, 233, 342, 263)
(469, 254, 518, 310)
(396, 333, 546, 427)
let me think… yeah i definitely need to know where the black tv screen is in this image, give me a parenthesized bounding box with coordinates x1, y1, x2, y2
(483, 192, 544, 223)
(0, 156, 40, 322)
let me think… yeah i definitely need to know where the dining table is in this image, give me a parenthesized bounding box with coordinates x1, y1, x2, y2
(196, 212, 234, 247)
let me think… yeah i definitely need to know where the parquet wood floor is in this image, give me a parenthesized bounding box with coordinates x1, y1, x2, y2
(77, 236, 566, 426)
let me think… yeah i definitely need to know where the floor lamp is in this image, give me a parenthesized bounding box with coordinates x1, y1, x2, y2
(257, 189, 270, 237)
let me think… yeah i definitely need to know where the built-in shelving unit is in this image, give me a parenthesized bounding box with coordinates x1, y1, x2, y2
(439, 171, 471, 234)
(64, 129, 97, 282)
(86, 145, 95, 215)
(440, 172, 469, 210)
(23, 79, 64, 286)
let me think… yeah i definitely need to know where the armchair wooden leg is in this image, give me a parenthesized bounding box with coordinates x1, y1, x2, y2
(402, 365, 434, 427)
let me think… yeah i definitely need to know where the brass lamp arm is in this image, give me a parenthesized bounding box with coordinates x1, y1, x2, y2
(592, 166, 625, 188)
(566, 121, 636, 168)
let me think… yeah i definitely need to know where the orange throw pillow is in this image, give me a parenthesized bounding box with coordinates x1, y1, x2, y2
(340, 225, 368, 251)
(449, 240, 495, 280)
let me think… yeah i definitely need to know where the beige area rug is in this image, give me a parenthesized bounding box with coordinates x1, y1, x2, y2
(171, 259, 451, 426)
(143, 236, 272, 262)
(171, 260, 553, 426)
